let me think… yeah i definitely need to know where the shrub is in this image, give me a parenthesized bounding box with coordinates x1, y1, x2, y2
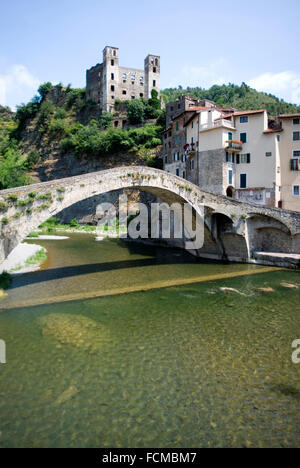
(16, 198, 32, 207)
(8, 194, 18, 203)
(37, 192, 52, 201)
(70, 218, 79, 227)
(49, 118, 69, 138)
(25, 150, 40, 170)
(0, 148, 29, 189)
(54, 108, 67, 120)
(0, 272, 12, 290)
(127, 99, 145, 124)
(2, 217, 9, 225)
(28, 192, 36, 199)
(0, 202, 8, 212)
(27, 232, 39, 238)
(37, 101, 55, 134)
(99, 112, 113, 129)
(38, 82, 54, 101)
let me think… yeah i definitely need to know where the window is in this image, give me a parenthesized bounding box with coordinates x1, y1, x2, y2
(153, 80, 156, 87)
(122, 73, 127, 79)
(131, 74, 136, 81)
(114, 121, 119, 128)
(192, 122, 194, 129)
(240, 133, 247, 143)
(228, 170, 233, 185)
(176, 168, 180, 177)
(176, 122, 179, 131)
(111, 60, 114, 66)
(190, 160, 194, 170)
(182, 171, 186, 179)
(226, 153, 235, 163)
(228, 132, 233, 141)
(164, 156, 168, 164)
(175, 136, 179, 145)
(174, 153, 179, 162)
(240, 154, 251, 164)
(111, 73, 114, 80)
(111, 85, 115, 92)
(111, 96, 114, 100)
(113, 50, 116, 57)
(140, 77, 144, 82)
(153, 67, 157, 73)
(170, 106, 174, 112)
(131, 96, 135, 100)
(293, 186, 300, 196)
(122, 90, 127, 95)
(293, 118, 300, 125)
(140, 93, 144, 98)
(240, 174, 247, 189)
(293, 150, 300, 158)
(293, 132, 300, 141)
(226, 152, 229, 162)
(182, 154, 186, 163)
(277, 135, 281, 142)
(266, 152, 272, 157)
(240, 116, 248, 123)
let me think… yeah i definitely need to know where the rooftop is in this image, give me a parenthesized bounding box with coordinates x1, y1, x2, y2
(279, 114, 300, 119)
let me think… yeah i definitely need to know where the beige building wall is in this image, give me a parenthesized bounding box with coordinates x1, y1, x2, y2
(279, 118, 300, 211)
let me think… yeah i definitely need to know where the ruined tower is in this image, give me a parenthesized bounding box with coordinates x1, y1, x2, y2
(144, 55, 160, 99)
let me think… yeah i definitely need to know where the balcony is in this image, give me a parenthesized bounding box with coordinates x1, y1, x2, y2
(184, 143, 197, 156)
(290, 158, 300, 171)
(225, 140, 243, 153)
(200, 119, 236, 132)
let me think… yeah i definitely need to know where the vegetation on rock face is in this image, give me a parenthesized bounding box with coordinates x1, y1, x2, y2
(161, 83, 300, 116)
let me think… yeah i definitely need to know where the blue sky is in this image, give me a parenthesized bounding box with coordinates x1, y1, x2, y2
(1, 0, 300, 109)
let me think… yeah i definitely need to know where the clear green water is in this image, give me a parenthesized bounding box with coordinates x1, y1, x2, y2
(0, 234, 299, 448)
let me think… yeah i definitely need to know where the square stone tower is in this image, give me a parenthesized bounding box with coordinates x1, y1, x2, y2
(144, 55, 160, 99)
(86, 47, 160, 113)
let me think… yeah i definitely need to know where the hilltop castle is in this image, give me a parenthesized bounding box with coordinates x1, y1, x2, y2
(86, 46, 160, 113)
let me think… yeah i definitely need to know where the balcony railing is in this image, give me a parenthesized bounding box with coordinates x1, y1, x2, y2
(225, 140, 243, 152)
(184, 143, 197, 156)
(290, 158, 300, 171)
(200, 119, 236, 132)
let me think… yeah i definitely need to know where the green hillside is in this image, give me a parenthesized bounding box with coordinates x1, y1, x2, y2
(162, 83, 300, 116)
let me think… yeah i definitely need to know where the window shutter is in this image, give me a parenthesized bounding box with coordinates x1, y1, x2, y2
(236, 154, 240, 164)
(247, 153, 251, 164)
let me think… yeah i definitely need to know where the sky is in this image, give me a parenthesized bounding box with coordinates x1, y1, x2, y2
(0, 0, 300, 110)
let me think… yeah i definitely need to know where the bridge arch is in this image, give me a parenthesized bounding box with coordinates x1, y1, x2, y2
(0, 166, 299, 264)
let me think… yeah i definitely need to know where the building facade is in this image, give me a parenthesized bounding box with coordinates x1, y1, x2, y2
(86, 46, 160, 113)
(162, 100, 300, 212)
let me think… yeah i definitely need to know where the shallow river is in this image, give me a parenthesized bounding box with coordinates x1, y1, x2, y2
(0, 234, 299, 448)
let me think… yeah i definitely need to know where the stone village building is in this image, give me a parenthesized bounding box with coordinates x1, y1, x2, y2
(162, 98, 300, 212)
(86, 46, 160, 114)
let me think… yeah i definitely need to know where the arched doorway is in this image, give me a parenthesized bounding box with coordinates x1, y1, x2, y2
(226, 186, 234, 198)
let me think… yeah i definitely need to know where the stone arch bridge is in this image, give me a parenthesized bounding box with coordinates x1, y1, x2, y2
(0, 166, 299, 267)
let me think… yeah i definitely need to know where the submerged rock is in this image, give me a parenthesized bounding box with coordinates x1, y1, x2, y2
(54, 385, 79, 406)
(39, 313, 109, 353)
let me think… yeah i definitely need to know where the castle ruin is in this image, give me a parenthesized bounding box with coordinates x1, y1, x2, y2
(86, 46, 160, 113)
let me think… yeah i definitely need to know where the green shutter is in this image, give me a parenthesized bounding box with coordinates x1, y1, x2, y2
(247, 153, 251, 164)
(236, 154, 240, 164)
